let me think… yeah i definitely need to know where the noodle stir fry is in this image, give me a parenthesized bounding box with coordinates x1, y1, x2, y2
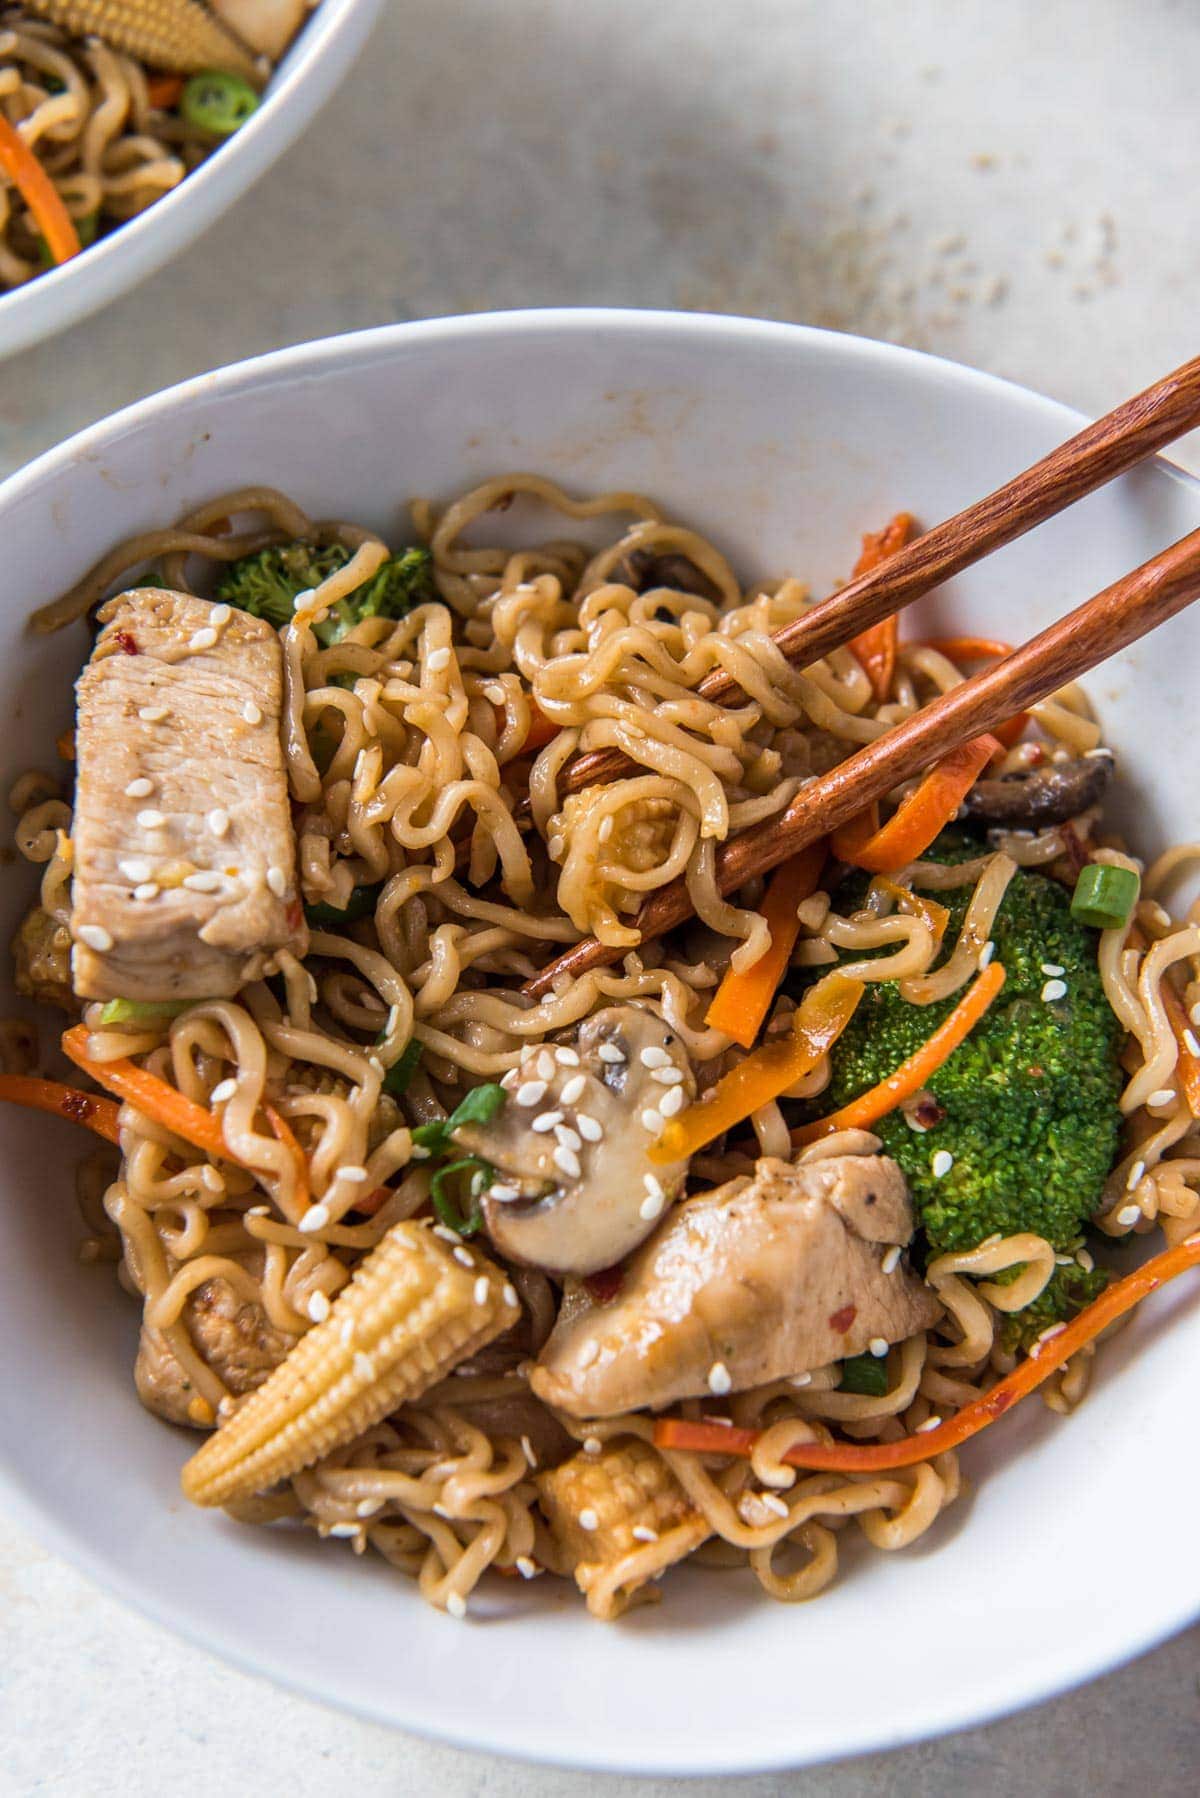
(7, 476, 1200, 1620)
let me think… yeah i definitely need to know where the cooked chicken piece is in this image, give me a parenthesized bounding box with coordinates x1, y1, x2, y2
(71, 589, 307, 1001)
(12, 904, 74, 1010)
(453, 1005, 696, 1277)
(135, 1275, 296, 1428)
(531, 1139, 942, 1418)
(210, 0, 308, 59)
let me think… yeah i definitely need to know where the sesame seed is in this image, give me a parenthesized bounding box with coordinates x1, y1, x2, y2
(473, 1275, 489, 1306)
(502, 1283, 518, 1307)
(124, 777, 154, 798)
(658, 1084, 685, 1117)
(882, 1246, 901, 1274)
(77, 924, 113, 952)
(578, 1508, 599, 1531)
(432, 1224, 462, 1244)
(1055, 1253, 1074, 1266)
(554, 1123, 582, 1152)
(307, 1291, 331, 1323)
(555, 1046, 580, 1067)
(1184, 1030, 1200, 1058)
(515, 1556, 538, 1579)
(484, 683, 506, 705)
(410, 1145, 431, 1160)
(453, 1247, 473, 1268)
(707, 1361, 733, 1395)
(632, 1525, 659, 1542)
(183, 870, 223, 892)
(136, 809, 166, 829)
(208, 808, 231, 838)
(201, 1164, 224, 1192)
(583, 1436, 602, 1455)
(432, 1502, 450, 1518)
(1041, 962, 1065, 977)
(292, 589, 316, 612)
(1077, 1249, 1095, 1273)
(489, 1183, 519, 1202)
(339, 1165, 369, 1183)
(931, 1149, 954, 1178)
(789, 1372, 813, 1387)
(916, 1415, 943, 1434)
(1041, 978, 1068, 1003)
(546, 834, 565, 861)
(598, 815, 614, 843)
(328, 1522, 360, 1539)
(246, 1205, 269, 1217)
(427, 646, 452, 673)
(133, 882, 160, 901)
(242, 701, 262, 725)
(641, 1108, 664, 1135)
(761, 1493, 790, 1520)
(353, 1352, 375, 1381)
(1148, 1087, 1176, 1108)
(266, 866, 288, 898)
(188, 627, 218, 652)
(299, 1204, 330, 1232)
(210, 603, 232, 627)
(554, 1144, 581, 1179)
(561, 1073, 586, 1105)
(520, 1435, 537, 1467)
(868, 1337, 888, 1357)
(1191, 1002, 1200, 1029)
(356, 1498, 381, 1518)
(1126, 1159, 1146, 1190)
(138, 704, 169, 723)
(640, 1045, 671, 1068)
(644, 1172, 664, 1200)
(118, 858, 153, 882)
(210, 1078, 237, 1104)
(651, 1066, 684, 1086)
(445, 1592, 467, 1620)
(536, 1050, 556, 1082)
(577, 1113, 603, 1141)
(598, 1042, 625, 1064)
(531, 1109, 563, 1133)
(516, 1080, 547, 1107)
(1116, 1204, 1141, 1228)
(979, 940, 996, 969)
(1035, 1323, 1067, 1346)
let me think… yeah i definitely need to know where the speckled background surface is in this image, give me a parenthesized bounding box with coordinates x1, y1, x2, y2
(1, 1, 1197, 1791)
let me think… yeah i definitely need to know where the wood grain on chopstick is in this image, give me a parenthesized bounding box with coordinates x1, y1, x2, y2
(564, 353, 1200, 798)
(523, 526, 1200, 999)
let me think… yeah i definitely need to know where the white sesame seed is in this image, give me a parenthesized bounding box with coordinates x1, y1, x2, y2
(789, 1372, 813, 1387)
(598, 815, 614, 843)
(640, 1045, 671, 1068)
(133, 882, 160, 901)
(578, 1508, 599, 1531)
(515, 1556, 538, 1579)
(266, 866, 288, 898)
(577, 1113, 603, 1141)
(651, 1066, 684, 1086)
(553, 1144, 582, 1179)
(432, 1224, 462, 1244)
(641, 1108, 664, 1135)
(489, 1183, 519, 1202)
(1184, 1030, 1200, 1058)
(536, 1050, 556, 1082)
(546, 834, 565, 862)
(201, 1164, 224, 1193)
(1147, 1087, 1176, 1108)
(355, 1498, 381, 1518)
(916, 1416, 943, 1434)
(583, 1436, 602, 1455)
(761, 1493, 790, 1520)
(1126, 1159, 1146, 1190)
(658, 1084, 685, 1117)
(1116, 1204, 1142, 1228)
(554, 1123, 582, 1152)
(554, 1046, 580, 1067)
(136, 809, 166, 829)
(445, 1592, 467, 1620)
(931, 1149, 954, 1179)
(77, 924, 113, 952)
(1041, 978, 1068, 1003)
(561, 1073, 586, 1105)
(473, 1275, 489, 1306)
(328, 1522, 360, 1539)
(245, 1205, 269, 1218)
(183, 870, 224, 892)
(426, 646, 452, 673)
(138, 704, 169, 723)
(1055, 1253, 1075, 1266)
(483, 683, 506, 705)
(292, 589, 316, 612)
(868, 1337, 888, 1357)
(353, 1352, 375, 1380)
(707, 1361, 733, 1395)
(598, 1042, 626, 1064)
(299, 1204, 330, 1232)
(242, 701, 262, 726)
(1041, 961, 1065, 977)
(520, 1434, 537, 1467)
(516, 1080, 547, 1107)
(1076, 1249, 1095, 1272)
(1035, 1322, 1067, 1346)
(410, 1144, 431, 1160)
(453, 1246, 473, 1268)
(307, 1291, 331, 1323)
(210, 603, 232, 628)
(531, 1110, 563, 1133)
(644, 1172, 664, 1200)
(632, 1525, 659, 1542)
(188, 627, 218, 652)
(881, 1246, 901, 1274)
(210, 1078, 237, 1104)
(118, 857, 153, 882)
(124, 777, 154, 798)
(979, 940, 996, 968)
(432, 1502, 450, 1518)
(207, 808, 231, 838)
(1191, 1002, 1200, 1029)
(502, 1283, 518, 1307)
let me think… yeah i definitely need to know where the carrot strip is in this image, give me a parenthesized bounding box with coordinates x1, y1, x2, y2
(874, 877, 950, 949)
(0, 1073, 120, 1144)
(705, 842, 827, 1048)
(846, 512, 914, 702)
(792, 960, 1006, 1145)
(653, 973, 863, 1163)
(830, 732, 1001, 874)
(989, 711, 1031, 754)
(913, 636, 1015, 662)
(264, 1104, 310, 1212)
(61, 1024, 229, 1162)
(1158, 978, 1200, 1119)
(654, 1231, 1200, 1473)
(0, 116, 81, 267)
(147, 74, 184, 110)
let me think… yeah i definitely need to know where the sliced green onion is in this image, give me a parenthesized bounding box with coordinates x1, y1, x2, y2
(412, 1082, 506, 1158)
(382, 1039, 422, 1097)
(304, 883, 381, 928)
(429, 1158, 493, 1236)
(838, 1352, 890, 1396)
(98, 997, 191, 1026)
(180, 71, 261, 137)
(1070, 863, 1139, 931)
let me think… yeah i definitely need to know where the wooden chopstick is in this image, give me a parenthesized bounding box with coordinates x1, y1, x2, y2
(523, 525, 1200, 999)
(562, 353, 1200, 798)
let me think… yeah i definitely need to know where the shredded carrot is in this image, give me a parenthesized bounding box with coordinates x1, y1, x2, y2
(356, 1184, 393, 1217)
(654, 1230, 1200, 1473)
(830, 732, 1001, 874)
(652, 973, 863, 1164)
(147, 74, 184, 110)
(913, 636, 1015, 662)
(792, 960, 1007, 1145)
(846, 513, 914, 702)
(989, 711, 1030, 754)
(0, 1073, 121, 1144)
(0, 115, 81, 267)
(1157, 976, 1200, 1119)
(264, 1103, 310, 1212)
(705, 841, 827, 1048)
(61, 1023, 230, 1162)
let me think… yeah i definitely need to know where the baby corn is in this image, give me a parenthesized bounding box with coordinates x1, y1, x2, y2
(538, 1438, 710, 1618)
(24, 1, 261, 79)
(181, 1223, 520, 1508)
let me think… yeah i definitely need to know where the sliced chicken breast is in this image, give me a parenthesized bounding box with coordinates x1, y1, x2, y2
(70, 589, 306, 1001)
(531, 1140, 942, 1418)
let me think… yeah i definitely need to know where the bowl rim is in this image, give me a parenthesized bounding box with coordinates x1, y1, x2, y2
(0, 0, 385, 359)
(1, 308, 1199, 1774)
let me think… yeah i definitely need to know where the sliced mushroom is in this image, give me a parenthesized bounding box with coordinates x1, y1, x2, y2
(615, 549, 722, 603)
(961, 750, 1114, 828)
(453, 1005, 695, 1277)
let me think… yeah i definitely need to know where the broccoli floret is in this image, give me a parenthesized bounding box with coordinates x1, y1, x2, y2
(996, 1260, 1110, 1353)
(215, 541, 435, 646)
(792, 841, 1124, 1264)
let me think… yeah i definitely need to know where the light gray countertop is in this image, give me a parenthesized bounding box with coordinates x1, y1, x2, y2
(1, 1, 1197, 1791)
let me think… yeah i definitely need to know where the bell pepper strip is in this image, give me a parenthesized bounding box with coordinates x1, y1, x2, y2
(830, 732, 1002, 874)
(873, 877, 950, 950)
(846, 512, 915, 702)
(651, 972, 864, 1164)
(705, 841, 827, 1048)
(0, 116, 81, 267)
(264, 1104, 311, 1213)
(147, 74, 184, 111)
(0, 1074, 121, 1144)
(913, 636, 1015, 662)
(792, 960, 1006, 1146)
(653, 1231, 1200, 1474)
(62, 1024, 230, 1162)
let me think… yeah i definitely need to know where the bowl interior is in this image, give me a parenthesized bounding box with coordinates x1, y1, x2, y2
(2, 313, 1199, 1774)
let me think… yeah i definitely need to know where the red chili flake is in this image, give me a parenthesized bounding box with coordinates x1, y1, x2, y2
(60, 1091, 95, 1125)
(829, 1304, 857, 1333)
(584, 1263, 624, 1305)
(286, 897, 304, 934)
(114, 629, 139, 655)
(1027, 1065, 1045, 1079)
(1024, 743, 1046, 767)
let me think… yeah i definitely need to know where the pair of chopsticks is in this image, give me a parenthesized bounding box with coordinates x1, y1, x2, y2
(523, 354, 1200, 999)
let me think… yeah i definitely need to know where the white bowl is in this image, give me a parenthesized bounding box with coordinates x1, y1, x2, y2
(2, 312, 1199, 1775)
(0, 0, 383, 358)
